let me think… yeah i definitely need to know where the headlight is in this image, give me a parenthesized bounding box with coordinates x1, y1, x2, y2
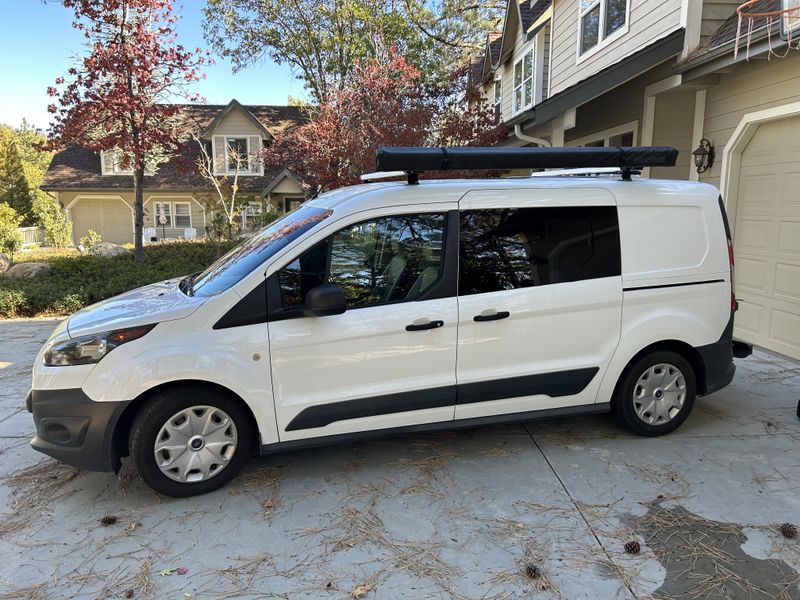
(43, 324, 156, 367)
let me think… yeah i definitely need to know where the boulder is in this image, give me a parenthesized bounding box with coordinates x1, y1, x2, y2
(0, 252, 9, 273)
(5, 262, 52, 278)
(90, 242, 132, 258)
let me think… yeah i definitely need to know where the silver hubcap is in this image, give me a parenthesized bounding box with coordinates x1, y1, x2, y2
(633, 363, 687, 426)
(154, 406, 238, 483)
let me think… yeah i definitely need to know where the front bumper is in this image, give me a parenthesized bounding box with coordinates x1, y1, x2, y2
(28, 389, 130, 472)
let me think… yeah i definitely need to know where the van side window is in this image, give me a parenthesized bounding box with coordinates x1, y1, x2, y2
(277, 213, 446, 310)
(459, 207, 620, 295)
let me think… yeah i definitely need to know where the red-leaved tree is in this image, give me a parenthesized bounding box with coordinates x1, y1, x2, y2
(264, 49, 507, 193)
(46, 0, 209, 261)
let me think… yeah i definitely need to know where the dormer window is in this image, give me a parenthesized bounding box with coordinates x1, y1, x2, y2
(213, 135, 263, 176)
(493, 78, 502, 116)
(101, 150, 133, 175)
(579, 0, 628, 55)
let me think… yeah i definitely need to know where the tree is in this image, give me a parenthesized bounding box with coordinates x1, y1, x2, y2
(192, 134, 256, 240)
(0, 127, 35, 224)
(46, 0, 209, 262)
(263, 49, 507, 193)
(0, 203, 24, 261)
(203, 0, 503, 103)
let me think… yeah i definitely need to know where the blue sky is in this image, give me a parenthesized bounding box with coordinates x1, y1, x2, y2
(0, 1, 307, 131)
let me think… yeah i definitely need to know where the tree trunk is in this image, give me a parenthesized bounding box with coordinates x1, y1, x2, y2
(133, 166, 145, 263)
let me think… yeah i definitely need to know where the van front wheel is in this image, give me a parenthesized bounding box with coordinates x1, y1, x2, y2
(129, 387, 253, 497)
(613, 351, 696, 437)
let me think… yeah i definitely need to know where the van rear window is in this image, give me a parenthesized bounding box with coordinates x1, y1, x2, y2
(459, 206, 621, 295)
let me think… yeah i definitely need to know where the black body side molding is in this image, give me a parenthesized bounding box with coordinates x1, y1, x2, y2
(285, 367, 599, 431)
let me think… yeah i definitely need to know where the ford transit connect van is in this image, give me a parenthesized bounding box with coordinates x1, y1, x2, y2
(27, 147, 747, 497)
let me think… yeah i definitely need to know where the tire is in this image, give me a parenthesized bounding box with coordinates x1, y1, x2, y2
(129, 385, 254, 497)
(612, 350, 697, 437)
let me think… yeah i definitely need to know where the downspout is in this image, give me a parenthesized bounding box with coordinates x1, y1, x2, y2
(514, 124, 551, 147)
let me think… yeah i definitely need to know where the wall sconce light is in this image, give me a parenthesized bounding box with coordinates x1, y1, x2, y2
(692, 138, 715, 174)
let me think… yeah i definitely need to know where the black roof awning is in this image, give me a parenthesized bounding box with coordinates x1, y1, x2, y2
(375, 146, 679, 172)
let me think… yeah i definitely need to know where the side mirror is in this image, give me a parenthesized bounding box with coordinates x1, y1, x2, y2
(305, 283, 347, 317)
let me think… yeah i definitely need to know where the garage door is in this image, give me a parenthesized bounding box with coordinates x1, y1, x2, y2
(71, 198, 133, 245)
(733, 115, 800, 360)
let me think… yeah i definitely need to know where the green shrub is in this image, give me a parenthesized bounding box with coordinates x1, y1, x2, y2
(0, 239, 237, 318)
(0, 289, 26, 317)
(0, 202, 24, 261)
(79, 229, 101, 251)
(33, 195, 73, 248)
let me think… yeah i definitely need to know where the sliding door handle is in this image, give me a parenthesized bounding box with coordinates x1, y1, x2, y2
(405, 320, 444, 332)
(473, 311, 510, 322)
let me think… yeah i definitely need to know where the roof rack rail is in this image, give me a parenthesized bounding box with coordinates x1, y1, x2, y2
(375, 146, 677, 182)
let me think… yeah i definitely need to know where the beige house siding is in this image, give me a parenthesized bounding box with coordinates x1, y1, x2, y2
(542, 23, 551, 100)
(213, 110, 265, 137)
(144, 195, 208, 239)
(562, 61, 672, 145)
(699, 54, 800, 191)
(700, 0, 741, 43)
(649, 89, 695, 179)
(549, 0, 682, 97)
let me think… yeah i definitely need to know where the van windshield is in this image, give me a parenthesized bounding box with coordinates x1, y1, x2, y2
(188, 205, 333, 297)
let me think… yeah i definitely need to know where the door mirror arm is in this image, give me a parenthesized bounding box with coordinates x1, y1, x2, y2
(305, 283, 347, 317)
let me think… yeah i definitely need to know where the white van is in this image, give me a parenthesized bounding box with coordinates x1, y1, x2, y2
(27, 147, 749, 497)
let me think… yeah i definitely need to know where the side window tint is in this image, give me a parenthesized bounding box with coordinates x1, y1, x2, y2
(459, 206, 620, 295)
(278, 238, 329, 309)
(330, 214, 446, 307)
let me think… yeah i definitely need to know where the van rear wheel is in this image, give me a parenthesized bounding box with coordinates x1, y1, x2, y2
(129, 386, 253, 497)
(613, 351, 696, 436)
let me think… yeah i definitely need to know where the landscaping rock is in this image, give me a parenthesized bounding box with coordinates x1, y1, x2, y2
(5, 262, 52, 278)
(90, 242, 131, 258)
(0, 252, 9, 273)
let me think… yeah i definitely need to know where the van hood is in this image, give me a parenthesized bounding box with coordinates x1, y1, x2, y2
(67, 278, 208, 338)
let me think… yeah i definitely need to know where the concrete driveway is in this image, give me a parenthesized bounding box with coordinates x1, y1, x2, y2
(1, 319, 799, 600)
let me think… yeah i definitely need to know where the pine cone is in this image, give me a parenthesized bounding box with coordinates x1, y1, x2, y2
(523, 562, 540, 579)
(780, 523, 798, 539)
(624, 540, 641, 554)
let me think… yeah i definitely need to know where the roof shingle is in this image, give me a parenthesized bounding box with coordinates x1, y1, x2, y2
(43, 103, 308, 192)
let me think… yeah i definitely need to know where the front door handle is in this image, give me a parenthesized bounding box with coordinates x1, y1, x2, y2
(473, 311, 510, 322)
(405, 320, 444, 331)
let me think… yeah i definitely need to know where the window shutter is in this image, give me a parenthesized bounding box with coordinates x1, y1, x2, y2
(213, 136, 226, 174)
(249, 136, 263, 174)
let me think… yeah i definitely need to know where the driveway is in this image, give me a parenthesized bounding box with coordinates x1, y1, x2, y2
(1, 319, 799, 599)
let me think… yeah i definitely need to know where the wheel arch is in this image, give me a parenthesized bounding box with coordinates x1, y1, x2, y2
(610, 340, 707, 409)
(110, 379, 261, 472)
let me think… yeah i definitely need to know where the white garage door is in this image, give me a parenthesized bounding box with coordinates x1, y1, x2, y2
(733, 115, 800, 360)
(71, 198, 133, 245)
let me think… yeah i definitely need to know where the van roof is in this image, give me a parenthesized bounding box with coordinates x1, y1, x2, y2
(306, 176, 720, 213)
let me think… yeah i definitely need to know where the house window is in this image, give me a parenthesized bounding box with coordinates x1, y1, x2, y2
(493, 78, 502, 115)
(101, 150, 133, 175)
(284, 197, 303, 213)
(245, 201, 263, 217)
(513, 47, 534, 114)
(579, 0, 628, 55)
(568, 122, 637, 148)
(215, 136, 262, 175)
(153, 202, 173, 228)
(174, 202, 191, 228)
(226, 137, 249, 172)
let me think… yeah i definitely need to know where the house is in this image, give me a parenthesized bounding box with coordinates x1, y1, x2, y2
(41, 100, 308, 245)
(472, 0, 800, 360)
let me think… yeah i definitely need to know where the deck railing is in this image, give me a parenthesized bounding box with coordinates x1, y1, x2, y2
(17, 226, 46, 247)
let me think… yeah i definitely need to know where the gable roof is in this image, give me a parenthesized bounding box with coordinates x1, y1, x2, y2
(43, 103, 309, 193)
(200, 98, 272, 139)
(498, 0, 553, 63)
